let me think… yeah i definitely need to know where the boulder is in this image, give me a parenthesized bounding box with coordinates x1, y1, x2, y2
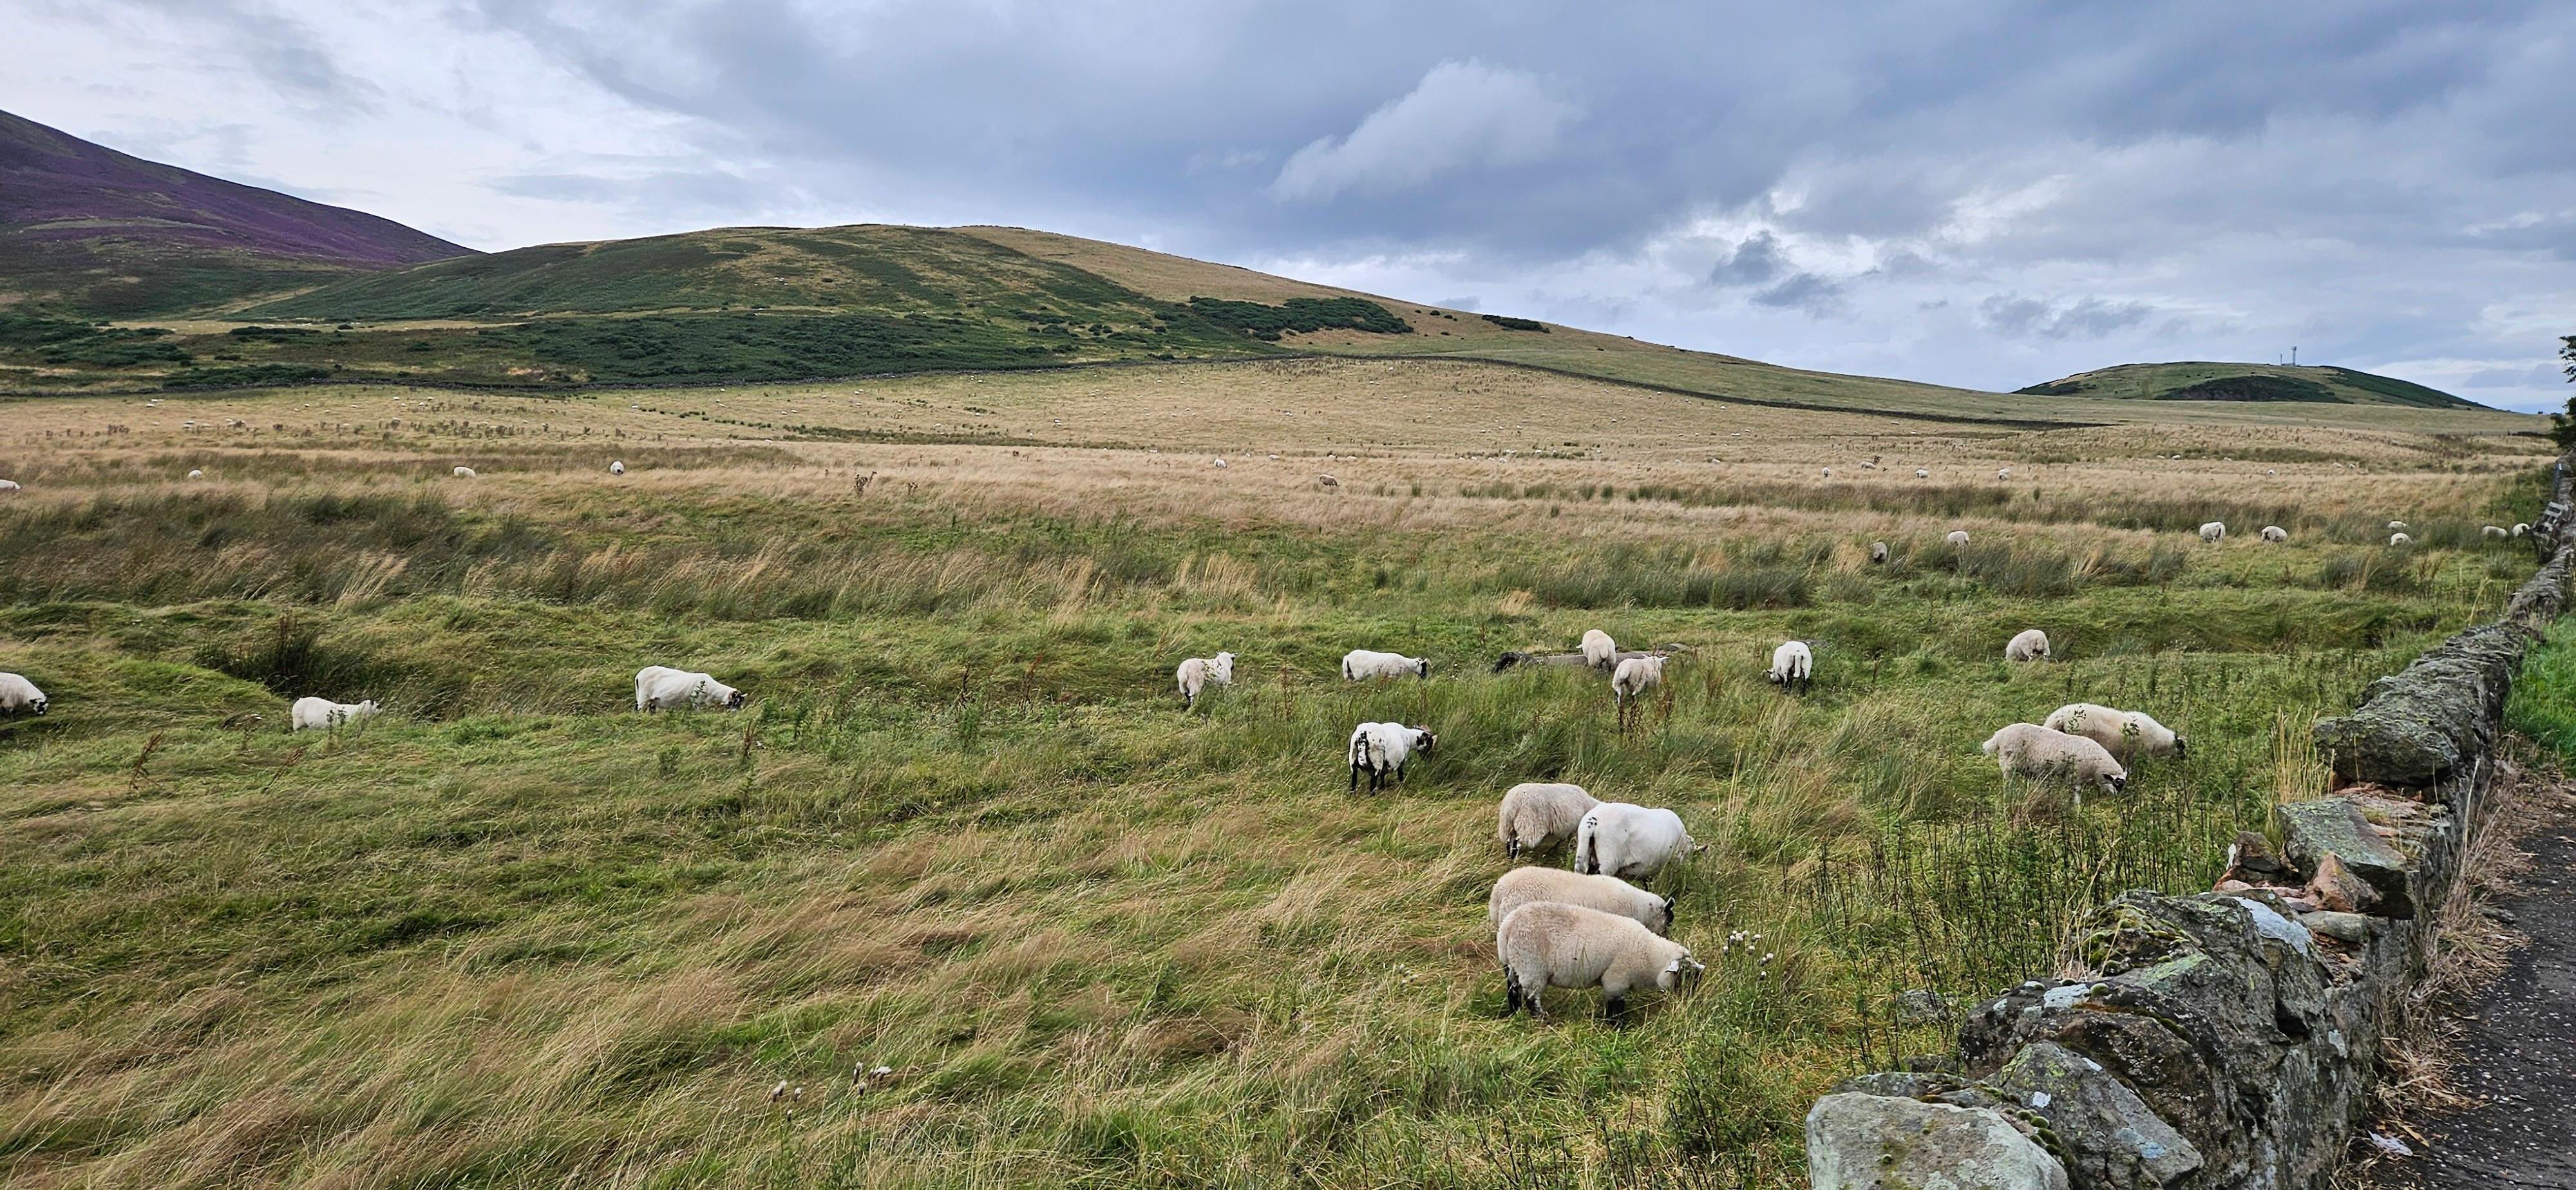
(2281, 799, 2414, 917)
(1806, 1093, 2069, 1190)
(2305, 852, 2380, 914)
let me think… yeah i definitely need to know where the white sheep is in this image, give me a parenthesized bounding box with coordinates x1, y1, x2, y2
(2260, 525, 2289, 543)
(2483, 525, 2508, 539)
(1342, 649, 1428, 681)
(0, 672, 47, 716)
(2042, 703, 2186, 762)
(1982, 722, 2128, 799)
(2198, 521, 2226, 543)
(1870, 541, 1889, 563)
(2514, 523, 2532, 537)
(2387, 520, 2407, 531)
(453, 466, 477, 478)
(1347, 721, 1436, 793)
(2389, 532, 2412, 546)
(1611, 655, 1665, 728)
(1212, 458, 1227, 468)
(1175, 651, 1235, 707)
(1575, 802, 1700, 881)
(187, 469, 205, 480)
(1497, 902, 1702, 1023)
(1821, 467, 1832, 478)
(1317, 474, 1340, 488)
(1946, 530, 1970, 547)
(1767, 640, 1813, 694)
(0, 479, 21, 492)
(1996, 468, 2011, 480)
(1496, 782, 1600, 860)
(611, 460, 626, 475)
(290, 696, 381, 732)
(1580, 628, 1618, 670)
(1489, 867, 1672, 937)
(635, 665, 746, 712)
(2005, 628, 2051, 663)
(1916, 469, 1930, 478)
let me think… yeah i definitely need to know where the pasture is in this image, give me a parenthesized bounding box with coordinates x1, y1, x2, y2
(0, 357, 2556, 1187)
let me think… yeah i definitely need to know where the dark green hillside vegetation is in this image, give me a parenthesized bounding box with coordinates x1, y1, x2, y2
(2018, 361, 2482, 410)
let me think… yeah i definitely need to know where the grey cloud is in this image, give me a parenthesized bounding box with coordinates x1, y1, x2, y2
(1979, 294, 2156, 340)
(1753, 274, 1848, 318)
(1707, 232, 1784, 287)
(1271, 60, 1577, 202)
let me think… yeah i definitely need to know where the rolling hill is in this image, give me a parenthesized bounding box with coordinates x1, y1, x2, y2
(2014, 361, 2483, 410)
(0, 108, 474, 316)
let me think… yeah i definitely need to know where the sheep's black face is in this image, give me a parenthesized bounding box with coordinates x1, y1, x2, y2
(2173, 735, 2189, 759)
(2107, 773, 2128, 795)
(726, 690, 747, 709)
(1412, 728, 1437, 754)
(1416, 659, 1430, 678)
(1653, 896, 1676, 935)
(30, 700, 45, 715)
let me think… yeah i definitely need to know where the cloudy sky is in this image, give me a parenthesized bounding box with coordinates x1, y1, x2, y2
(7, 1, 2572, 409)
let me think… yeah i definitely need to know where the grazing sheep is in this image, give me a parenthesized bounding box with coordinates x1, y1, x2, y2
(2260, 525, 2289, 543)
(611, 460, 625, 475)
(1317, 474, 1340, 488)
(1946, 530, 1970, 547)
(1767, 640, 1813, 694)
(1575, 802, 1700, 881)
(0, 479, 21, 492)
(1212, 458, 1227, 468)
(453, 466, 477, 478)
(2043, 703, 2186, 762)
(1916, 468, 1930, 478)
(1347, 721, 1436, 793)
(1497, 902, 1702, 1023)
(1175, 651, 1236, 707)
(290, 697, 381, 732)
(1496, 782, 1601, 859)
(2514, 523, 2532, 537)
(1820, 467, 1832, 479)
(1610, 655, 1665, 730)
(2387, 521, 2407, 531)
(1580, 628, 1618, 670)
(2389, 532, 2412, 546)
(1996, 468, 2011, 480)
(1982, 722, 2128, 799)
(0, 672, 47, 716)
(187, 469, 205, 480)
(1342, 649, 1430, 681)
(1489, 867, 1672, 936)
(1870, 541, 1889, 563)
(2005, 628, 2051, 663)
(2198, 522, 2226, 543)
(635, 665, 746, 712)
(2483, 525, 2508, 539)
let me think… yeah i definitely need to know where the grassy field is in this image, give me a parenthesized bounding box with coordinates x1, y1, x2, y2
(2012, 361, 2481, 410)
(0, 358, 2558, 1187)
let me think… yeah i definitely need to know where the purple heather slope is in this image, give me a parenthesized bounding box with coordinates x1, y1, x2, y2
(1, 108, 476, 266)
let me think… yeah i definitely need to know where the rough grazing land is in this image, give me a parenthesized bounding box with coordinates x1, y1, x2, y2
(0, 359, 2559, 1187)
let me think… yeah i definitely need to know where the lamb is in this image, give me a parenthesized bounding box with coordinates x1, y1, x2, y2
(2042, 703, 2186, 761)
(1946, 530, 1969, 547)
(1982, 722, 2128, 798)
(1175, 651, 1236, 707)
(2198, 521, 2226, 543)
(1575, 802, 1700, 881)
(1916, 469, 1930, 478)
(1497, 902, 1702, 1023)
(1342, 649, 1429, 681)
(1610, 655, 1665, 730)
(611, 460, 626, 475)
(1580, 628, 1618, 670)
(635, 665, 747, 712)
(453, 466, 477, 478)
(1347, 721, 1436, 793)
(0, 672, 47, 716)
(1496, 782, 1600, 859)
(1489, 867, 1672, 937)
(291, 696, 381, 732)
(2005, 628, 2050, 662)
(1767, 640, 1813, 694)
(2483, 525, 2508, 539)
(2389, 532, 2412, 546)
(1870, 541, 1889, 563)
(2260, 525, 2289, 543)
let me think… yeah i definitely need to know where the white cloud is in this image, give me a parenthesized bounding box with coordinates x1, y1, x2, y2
(1271, 60, 1575, 202)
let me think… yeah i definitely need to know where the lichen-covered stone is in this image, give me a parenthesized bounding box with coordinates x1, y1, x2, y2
(1806, 1093, 2070, 1190)
(2282, 799, 2414, 917)
(1984, 1043, 2204, 1188)
(2313, 623, 2531, 786)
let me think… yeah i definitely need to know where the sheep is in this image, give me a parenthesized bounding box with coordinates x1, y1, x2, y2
(2514, 523, 2532, 537)
(1212, 458, 1227, 468)
(2260, 525, 2289, 543)
(2389, 532, 2412, 546)
(2042, 703, 2186, 762)
(1342, 649, 1429, 681)
(1870, 541, 1889, 563)
(1946, 530, 1969, 547)
(1347, 721, 1436, 793)
(1575, 802, 1700, 881)
(1610, 655, 1665, 730)
(1489, 867, 1672, 937)
(2387, 520, 2407, 531)
(1497, 902, 1702, 1023)
(1820, 467, 1832, 479)
(635, 665, 746, 712)
(0, 672, 47, 716)
(2483, 525, 2508, 539)
(0, 479, 21, 492)
(611, 460, 626, 475)
(2198, 521, 2226, 543)
(1175, 651, 1236, 707)
(453, 466, 477, 478)
(2005, 628, 2051, 663)
(1996, 468, 2011, 480)
(1580, 628, 1618, 670)
(1496, 782, 1600, 860)
(1767, 640, 1813, 694)
(1982, 722, 2128, 799)
(1916, 469, 1930, 478)
(290, 697, 381, 732)
(1317, 473, 1340, 487)
(187, 469, 205, 480)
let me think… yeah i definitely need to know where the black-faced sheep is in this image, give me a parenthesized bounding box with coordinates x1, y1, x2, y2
(1347, 722, 1435, 793)
(1342, 649, 1428, 681)
(1981, 722, 2128, 800)
(1767, 640, 1813, 694)
(1611, 655, 1665, 731)
(1580, 629, 1618, 670)
(0, 672, 46, 716)
(1496, 782, 1600, 859)
(1176, 652, 1236, 707)
(1946, 529, 1969, 546)
(2260, 525, 2288, 543)
(1575, 802, 1700, 881)
(2005, 628, 2050, 662)
(1497, 902, 1701, 1023)
(636, 666, 746, 712)
(2198, 521, 2226, 543)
